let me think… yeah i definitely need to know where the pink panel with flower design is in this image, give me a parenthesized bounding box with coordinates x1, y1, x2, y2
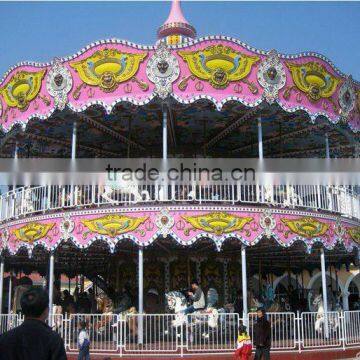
(0, 37, 359, 133)
(0, 206, 358, 256)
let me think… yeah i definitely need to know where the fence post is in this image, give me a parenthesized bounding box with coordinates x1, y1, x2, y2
(297, 310, 302, 353)
(180, 319, 184, 357)
(340, 310, 346, 351)
(119, 314, 122, 357)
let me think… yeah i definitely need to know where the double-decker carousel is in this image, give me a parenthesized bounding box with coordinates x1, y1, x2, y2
(0, 0, 360, 357)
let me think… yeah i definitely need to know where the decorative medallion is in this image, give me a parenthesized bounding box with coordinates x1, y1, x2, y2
(146, 43, 180, 99)
(338, 76, 356, 120)
(155, 208, 174, 237)
(178, 45, 259, 89)
(286, 62, 340, 102)
(348, 227, 360, 245)
(70, 48, 147, 93)
(257, 50, 286, 104)
(259, 209, 276, 238)
(0, 70, 46, 111)
(12, 222, 55, 243)
(334, 218, 346, 241)
(46, 58, 73, 110)
(281, 217, 329, 238)
(182, 212, 253, 236)
(60, 214, 75, 239)
(1, 228, 9, 249)
(81, 214, 148, 237)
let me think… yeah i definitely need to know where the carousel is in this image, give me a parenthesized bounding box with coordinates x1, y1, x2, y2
(0, 0, 360, 357)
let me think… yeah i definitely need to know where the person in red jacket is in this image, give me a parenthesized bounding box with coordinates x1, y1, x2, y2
(234, 324, 252, 360)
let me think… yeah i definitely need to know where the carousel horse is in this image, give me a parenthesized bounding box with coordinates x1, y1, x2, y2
(312, 293, 339, 334)
(15, 186, 34, 215)
(100, 182, 150, 204)
(52, 304, 63, 331)
(165, 288, 224, 332)
(282, 186, 303, 208)
(95, 293, 138, 336)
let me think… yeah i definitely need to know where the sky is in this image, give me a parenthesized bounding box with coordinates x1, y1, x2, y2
(0, 1, 359, 79)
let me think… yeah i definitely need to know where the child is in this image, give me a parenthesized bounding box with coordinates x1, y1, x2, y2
(78, 320, 90, 360)
(234, 324, 252, 360)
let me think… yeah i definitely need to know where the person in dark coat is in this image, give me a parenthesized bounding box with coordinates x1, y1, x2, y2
(0, 286, 67, 360)
(253, 307, 271, 360)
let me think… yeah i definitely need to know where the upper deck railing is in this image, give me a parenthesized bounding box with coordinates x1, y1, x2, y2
(0, 183, 359, 222)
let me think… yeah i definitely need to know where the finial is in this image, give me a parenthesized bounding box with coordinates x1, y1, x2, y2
(158, 0, 196, 45)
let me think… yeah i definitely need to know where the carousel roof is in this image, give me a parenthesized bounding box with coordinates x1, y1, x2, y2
(0, 0, 359, 157)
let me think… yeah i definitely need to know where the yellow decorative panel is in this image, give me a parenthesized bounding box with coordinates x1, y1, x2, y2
(281, 217, 329, 238)
(179, 45, 259, 89)
(348, 227, 360, 245)
(286, 62, 340, 101)
(70, 48, 147, 92)
(0, 70, 46, 111)
(182, 212, 253, 236)
(81, 214, 148, 237)
(12, 222, 55, 243)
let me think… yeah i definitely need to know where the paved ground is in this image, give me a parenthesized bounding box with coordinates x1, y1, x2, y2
(67, 348, 360, 360)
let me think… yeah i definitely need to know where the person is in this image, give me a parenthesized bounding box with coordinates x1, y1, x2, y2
(183, 280, 205, 315)
(0, 286, 67, 360)
(253, 307, 271, 360)
(234, 289, 243, 316)
(77, 321, 90, 360)
(234, 324, 252, 360)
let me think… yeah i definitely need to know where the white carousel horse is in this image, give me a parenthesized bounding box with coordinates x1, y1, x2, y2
(164, 289, 223, 331)
(15, 186, 35, 214)
(312, 294, 340, 334)
(283, 186, 303, 208)
(52, 304, 63, 331)
(100, 182, 150, 203)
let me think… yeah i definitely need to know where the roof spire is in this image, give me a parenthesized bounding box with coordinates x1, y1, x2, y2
(157, 0, 196, 45)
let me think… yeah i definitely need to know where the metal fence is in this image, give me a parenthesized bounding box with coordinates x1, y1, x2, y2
(248, 312, 297, 350)
(0, 184, 359, 222)
(344, 310, 360, 346)
(301, 311, 342, 349)
(186, 312, 239, 352)
(123, 313, 179, 354)
(0, 311, 360, 355)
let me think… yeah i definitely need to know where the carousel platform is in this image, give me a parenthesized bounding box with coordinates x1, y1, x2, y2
(66, 348, 360, 360)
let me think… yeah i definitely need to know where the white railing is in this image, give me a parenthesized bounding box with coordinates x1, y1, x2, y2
(344, 310, 360, 346)
(67, 313, 119, 352)
(248, 312, 297, 350)
(0, 313, 19, 335)
(186, 312, 239, 352)
(0, 184, 359, 222)
(301, 311, 342, 349)
(1, 311, 360, 355)
(123, 313, 179, 353)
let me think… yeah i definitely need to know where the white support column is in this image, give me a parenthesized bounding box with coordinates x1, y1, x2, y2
(257, 117, 263, 160)
(343, 291, 349, 311)
(320, 248, 329, 337)
(138, 248, 144, 344)
(325, 133, 330, 159)
(0, 259, 4, 314)
(48, 253, 55, 327)
(14, 141, 18, 159)
(71, 121, 77, 160)
(8, 273, 12, 315)
(163, 108, 167, 160)
(241, 245, 248, 328)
